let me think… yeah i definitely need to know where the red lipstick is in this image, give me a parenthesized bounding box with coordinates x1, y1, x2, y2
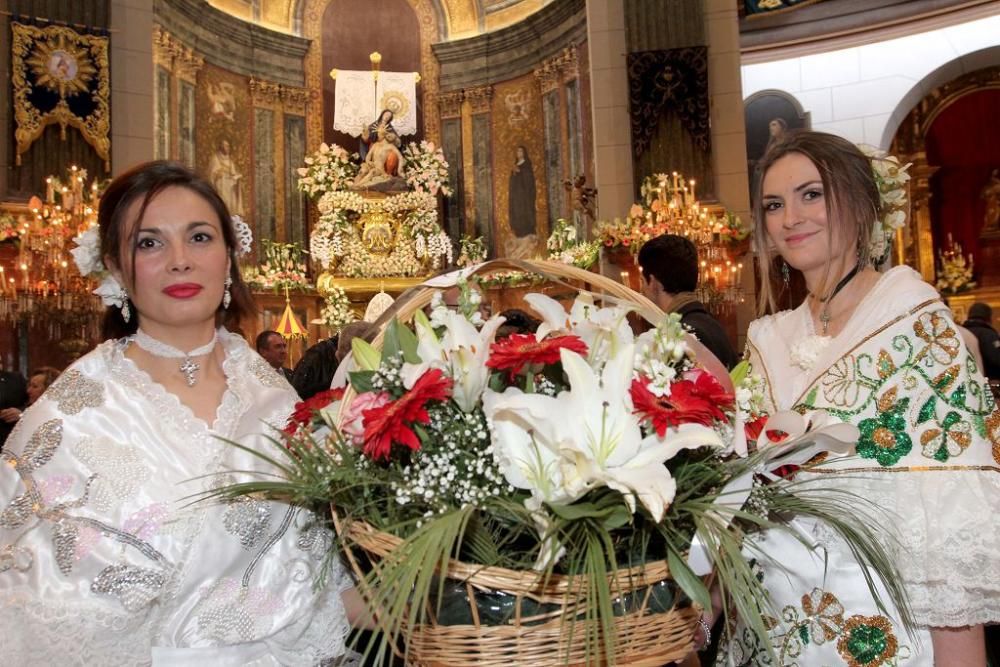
(163, 283, 203, 298)
(785, 231, 818, 246)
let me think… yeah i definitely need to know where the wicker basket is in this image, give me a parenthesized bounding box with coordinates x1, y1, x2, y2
(335, 259, 704, 666)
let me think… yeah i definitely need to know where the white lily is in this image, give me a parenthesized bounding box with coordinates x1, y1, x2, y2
(524, 292, 634, 366)
(484, 345, 712, 522)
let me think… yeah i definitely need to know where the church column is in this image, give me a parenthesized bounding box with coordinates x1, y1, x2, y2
(534, 59, 564, 230)
(280, 86, 312, 247)
(909, 152, 938, 283)
(464, 86, 494, 254)
(111, 0, 155, 172)
(250, 79, 281, 251)
(438, 91, 465, 242)
(585, 0, 633, 222)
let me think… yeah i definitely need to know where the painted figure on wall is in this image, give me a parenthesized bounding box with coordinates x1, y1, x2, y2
(209, 139, 244, 215)
(981, 168, 1000, 236)
(360, 109, 396, 160)
(207, 81, 236, 122)
(506, 145, 537, 259)
(766, 117, 788, 151)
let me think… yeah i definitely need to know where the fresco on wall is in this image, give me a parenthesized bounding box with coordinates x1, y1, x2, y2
(492, 76, 547, 259)
(284, 115, 307, 246)
(179, 81, 196, 168)
(198, 65, 251, 220)
(744, 90, 810, 190)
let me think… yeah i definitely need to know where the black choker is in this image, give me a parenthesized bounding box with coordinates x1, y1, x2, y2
(813, 263, 862, 334)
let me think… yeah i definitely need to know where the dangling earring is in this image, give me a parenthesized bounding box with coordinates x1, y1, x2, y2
(119, 287, 131, 323)
(223, 275, 232, 310)
(781, 259, 790, 288)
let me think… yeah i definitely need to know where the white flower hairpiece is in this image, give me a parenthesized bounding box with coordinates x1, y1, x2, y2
(859, 145, 911, 267)
(71, 215, 254, 307)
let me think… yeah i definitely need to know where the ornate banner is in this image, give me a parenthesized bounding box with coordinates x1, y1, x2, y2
(626, 47, 710, 158)
(376, 72, 418, 137)
(332, 69, 375, 137)
(11, 21, 111, 170)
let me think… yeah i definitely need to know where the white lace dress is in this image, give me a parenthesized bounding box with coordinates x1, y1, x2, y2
(720, 266, 1000, 665)
(0, 330, 353, 666)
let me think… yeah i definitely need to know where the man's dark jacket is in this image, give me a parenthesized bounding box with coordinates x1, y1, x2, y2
(676, 300, 739, 370)
(963, 317, 1000, 380)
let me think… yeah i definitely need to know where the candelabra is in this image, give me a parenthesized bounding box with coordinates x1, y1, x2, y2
(0, 166, 104, 342)
(642, 172, 748, 313)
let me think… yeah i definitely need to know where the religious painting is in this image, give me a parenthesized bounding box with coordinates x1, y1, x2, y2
(155, 66, 171, 160)
(284, 115, 308, 246)
(493, 73, 547, 260)
(254, 108, 276, 253)
(178, 81, 196, 168)
(744, 90, 810, 190)
(197, 65, 251, 220)
(542, 89, 564, 227)
(472, 114, 494, 255)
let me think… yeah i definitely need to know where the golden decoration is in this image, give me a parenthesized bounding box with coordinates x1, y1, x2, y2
(379, 90, 411, 119)
(12, 22, 111, 170)
(835, 614, 898, 667)
(358, 210, 398, 256)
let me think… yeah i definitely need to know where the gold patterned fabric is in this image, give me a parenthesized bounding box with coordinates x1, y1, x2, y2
(11, 21, 111, 170)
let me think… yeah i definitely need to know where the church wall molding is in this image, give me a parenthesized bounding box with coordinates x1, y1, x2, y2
(155, 0, 311, 87)
(432, 0, 586, 90)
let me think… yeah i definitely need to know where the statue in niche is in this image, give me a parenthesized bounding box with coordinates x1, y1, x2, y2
(351, 127, 408, 192)
(209, 139, 244, 215)
(359, 109, 397, 160)
(505, 145, 537, 259)
(981, 168, 1000, 237)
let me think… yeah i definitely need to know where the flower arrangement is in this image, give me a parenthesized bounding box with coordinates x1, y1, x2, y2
(860, 146, 911, 266)
(297, 143, 359, 197)
(546, 218, 600, 269)
(243, 239, 311, 292)
(310, 190, 449, 277)
(935, 235, 976, 295)
(0, 212, 21, 242)
(320, 286, 355, 333)
(402, 140, 453, 196)
(213, 261, 910, 665)
(456, 235, 486, 267)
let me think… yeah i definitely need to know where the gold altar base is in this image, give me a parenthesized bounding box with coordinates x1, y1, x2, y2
(316, 273, 429, 300)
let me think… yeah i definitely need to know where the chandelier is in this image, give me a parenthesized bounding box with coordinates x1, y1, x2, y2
(639, 172, 748, 313)
(0, 166, 103, 344)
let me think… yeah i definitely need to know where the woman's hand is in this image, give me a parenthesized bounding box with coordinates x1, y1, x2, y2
(0, 407, 22, 423)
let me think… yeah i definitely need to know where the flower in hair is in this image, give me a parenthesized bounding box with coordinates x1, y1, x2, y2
(71, 224, 127, 308)
(859, 145, 911, 267)
(231, 215, 253, 256)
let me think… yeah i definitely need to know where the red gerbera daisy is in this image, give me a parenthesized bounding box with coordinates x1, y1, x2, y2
(486, 333, 588, 378)
(630, 372, 734, 437)
(361, 368, 453, 461)
(284, 387, 346, 435)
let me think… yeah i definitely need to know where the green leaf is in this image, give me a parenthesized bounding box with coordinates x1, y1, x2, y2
(352, 338, 382, 371)
(547, 501, 606, 521)
(381, 319, 404, 362)
(917, 396, 936, 424)
(949, 384, 967, 409)
(667, 549, 711, 610)
(729, 360, 750, 386)
(803, 386, 818, 407)
(383, 319, 420, 365)
(600, 505, 632, 531)
(349, 370, 376, 394)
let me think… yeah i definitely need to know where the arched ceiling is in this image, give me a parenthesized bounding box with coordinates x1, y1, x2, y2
(205, 0, 551, 39)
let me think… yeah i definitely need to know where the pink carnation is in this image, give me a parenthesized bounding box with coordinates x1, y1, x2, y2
(340, 392, 391, 446)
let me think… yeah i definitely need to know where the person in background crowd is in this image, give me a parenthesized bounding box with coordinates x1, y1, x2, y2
(291, 335, 340, 401)
(496, 308, 540, 338)
(256, 329, 294, 383)
(0, 367, 26, 449)
(330, 320, 380, 390)
(637, 234, 739, 369)
(963, 302, 1000, 381)
(0, 366, 60, 427)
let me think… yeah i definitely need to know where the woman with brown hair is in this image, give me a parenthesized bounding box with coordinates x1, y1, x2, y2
(714, 131, 999, 665)
(0, 162, 358, 665)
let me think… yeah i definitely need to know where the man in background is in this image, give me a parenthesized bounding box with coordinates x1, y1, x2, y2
(0, 367, 27, 450)
(964, 302, 1000, 381)
(637, 234, 739, 370)
(255, 330, 294, 383)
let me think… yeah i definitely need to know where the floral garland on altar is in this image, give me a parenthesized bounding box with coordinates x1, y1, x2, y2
(301, 142, 453, 278)
(320, 285, 355, 332)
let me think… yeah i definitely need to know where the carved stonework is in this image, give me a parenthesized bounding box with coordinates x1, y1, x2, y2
(152, 26, 203, 82)
(534, 46, 580, 92)
(281, 86, 312, 114)
(465, 85, 493, 114)
(533, 61, 561, 94)
(301, 0, 441, 153)
(437, 90, 464, 119)
(557, 45, 580, 82)
(250, 78, 282, 107)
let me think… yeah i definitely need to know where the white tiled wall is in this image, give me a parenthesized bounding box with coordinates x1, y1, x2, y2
(742, 13, 1000, 148)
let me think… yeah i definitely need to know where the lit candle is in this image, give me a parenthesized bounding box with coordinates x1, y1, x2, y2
(46, 178, 54, 203)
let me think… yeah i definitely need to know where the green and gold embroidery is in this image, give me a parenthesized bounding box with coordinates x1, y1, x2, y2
(857, 392, 912, 466)
(837, 614, 899, 667)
